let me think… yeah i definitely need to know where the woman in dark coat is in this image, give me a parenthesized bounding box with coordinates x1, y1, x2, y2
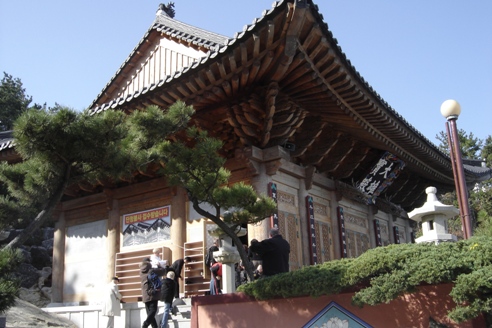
(140, 258, 165, 328)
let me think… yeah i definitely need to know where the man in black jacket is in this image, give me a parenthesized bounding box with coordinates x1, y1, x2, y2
(139, 258, 165, 328)
(160, 271, 176, 328)
(168, 257, 191, 298)
(250, 228, 290, 277)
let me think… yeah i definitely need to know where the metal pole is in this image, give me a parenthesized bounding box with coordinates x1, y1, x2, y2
(448, 118, 473, 238)
(445, 121, 467, 238)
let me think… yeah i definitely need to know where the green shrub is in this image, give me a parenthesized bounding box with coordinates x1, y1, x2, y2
(237, 236, 492, 323)
(0, 247, 22, 313)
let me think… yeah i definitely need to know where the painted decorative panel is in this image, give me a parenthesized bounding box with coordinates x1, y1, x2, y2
(303, 301, 373, 328)
(121, 206, 171, 247)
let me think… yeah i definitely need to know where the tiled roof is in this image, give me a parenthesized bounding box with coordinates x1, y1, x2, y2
(86, 0, 491, 185)
(88, 9, 230, 110)
(89, 1, 281, 114)
(153, 14, 229, 49)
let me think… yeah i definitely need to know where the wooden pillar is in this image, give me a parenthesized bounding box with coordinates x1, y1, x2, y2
(106, 196, 120, 281)
(51, 212, 65, 304)
(170, 186, 186, 261)
(248, 162, 271, 242)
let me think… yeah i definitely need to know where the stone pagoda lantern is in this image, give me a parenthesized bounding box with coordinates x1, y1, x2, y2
(408, 186, 459, 244)
(208, 224, 247, 293)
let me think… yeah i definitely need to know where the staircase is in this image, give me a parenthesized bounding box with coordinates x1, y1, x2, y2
(165, 298, 191, 328)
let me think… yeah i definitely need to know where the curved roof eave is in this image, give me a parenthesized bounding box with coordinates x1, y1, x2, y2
(87, 0, 492, 184)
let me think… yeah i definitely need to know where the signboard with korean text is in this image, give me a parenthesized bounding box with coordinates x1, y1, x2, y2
(121, 206, 171, 247)
(393, 226, 401, 244)
(306, 196, 318, 265)
(337, 207, 347, 258)
(357, 152, 405, 203)
(373, 219, 383, 247)
(268, 182, 279, 229)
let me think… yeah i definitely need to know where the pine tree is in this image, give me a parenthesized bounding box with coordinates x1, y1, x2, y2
(126, 103, 276, 281)
(0, 73, 33, 131)
(1, 100, 275, 282)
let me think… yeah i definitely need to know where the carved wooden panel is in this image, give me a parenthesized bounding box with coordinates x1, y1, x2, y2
(346, 229, 371, 258)
(315, 220, 333, 264)
(279, 211, 301, 271)
(278, 190, 296, 207)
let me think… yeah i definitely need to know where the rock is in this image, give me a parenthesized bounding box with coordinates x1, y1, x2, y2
(18, 287, 50, 308)
(41, 286, 52, 301)
(15, 263, 40, 288)
(41, 238, 54, 256)
(30, 246, 51, 270)
(42, 228, 54, 241)
(38, 267, 52, 289)
(4, 298, 77, 328)
(18, 247, 31, 264)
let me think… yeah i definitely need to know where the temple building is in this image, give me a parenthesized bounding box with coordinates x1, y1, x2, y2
(1, 0, 491, 305)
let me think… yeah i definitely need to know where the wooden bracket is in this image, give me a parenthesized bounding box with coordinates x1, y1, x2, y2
(304, 165, 315, 191)
(265, 160, 282, 176)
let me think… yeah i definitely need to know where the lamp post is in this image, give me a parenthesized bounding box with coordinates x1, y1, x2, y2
(440, 99, 473, 239)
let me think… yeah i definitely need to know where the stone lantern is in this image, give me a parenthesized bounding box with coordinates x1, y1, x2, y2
(208, 225, 247, 293)
(408, 186, 458, 244)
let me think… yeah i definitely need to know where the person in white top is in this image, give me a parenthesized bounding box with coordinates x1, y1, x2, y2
(150, 248, 168, 269)
(101, 276, 122, 328)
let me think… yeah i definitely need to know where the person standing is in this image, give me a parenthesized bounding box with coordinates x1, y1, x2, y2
(150, 248, 168, 269)
(205, 239, 219, 269)
(101, 276, 122, 328)
(168, 257, 191, 298)
(249, 228, 290, 277)
(209, 259, 222, 295)
(140, 258, 165, 328)
(160, 271, 176, 328)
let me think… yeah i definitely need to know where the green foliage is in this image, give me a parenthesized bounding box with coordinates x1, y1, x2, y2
(483, 136, 492, 168)
(0, 72, 32, 131)
(436, 129, 483, 159)
(0, 102, 193, 246)
(126, 102, 277, 229)
(435, 130, 492, 238)
(126, 101, 276, 280)
(238, 237, 492, 323)
(0, 247, 22, 313)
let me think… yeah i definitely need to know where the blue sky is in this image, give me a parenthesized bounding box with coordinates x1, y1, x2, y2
(1, 1, 491, 145)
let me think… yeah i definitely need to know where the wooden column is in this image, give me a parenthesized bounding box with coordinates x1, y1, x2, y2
(171, 187, 187, 297)
(51, 212, 65, 304)
(248, 162, 271, 242)
(106, 194, 120, 281)
(170, 187, 186, 258)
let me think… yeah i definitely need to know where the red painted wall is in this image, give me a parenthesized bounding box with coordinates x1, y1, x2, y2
(191, 284, 485, 328)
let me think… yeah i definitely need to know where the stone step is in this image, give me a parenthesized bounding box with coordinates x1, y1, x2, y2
(162, 298, 191, 328)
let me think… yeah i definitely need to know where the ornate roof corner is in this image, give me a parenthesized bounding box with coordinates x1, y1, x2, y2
(157, 2, 175, 18)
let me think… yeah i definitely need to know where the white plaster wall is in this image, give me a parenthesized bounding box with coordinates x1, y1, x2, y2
(64, 220, 108, 303)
